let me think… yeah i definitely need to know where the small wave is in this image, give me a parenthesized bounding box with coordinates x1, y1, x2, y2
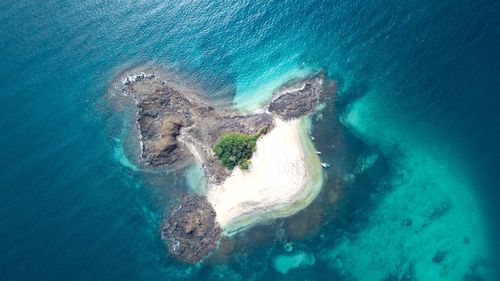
(122, 72, 155, 85)
(112, 138, 139, 172)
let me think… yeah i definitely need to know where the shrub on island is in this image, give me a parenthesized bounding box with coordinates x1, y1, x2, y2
(213, 127, 268, 170)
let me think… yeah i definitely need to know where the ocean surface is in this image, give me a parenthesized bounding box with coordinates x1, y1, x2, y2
(1, 0, 499, 280)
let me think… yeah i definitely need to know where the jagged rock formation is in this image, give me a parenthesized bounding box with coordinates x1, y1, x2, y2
(161, 196, 221, 263)
(268, 71, 334, 120)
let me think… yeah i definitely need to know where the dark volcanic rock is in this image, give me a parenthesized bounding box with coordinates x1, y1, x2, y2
(129, 79, 194, 167)
(269, 71, 335, 120)
(162, 196, 222, 263)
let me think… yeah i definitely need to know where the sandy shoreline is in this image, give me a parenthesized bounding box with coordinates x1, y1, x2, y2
(207, 117, 323, 236)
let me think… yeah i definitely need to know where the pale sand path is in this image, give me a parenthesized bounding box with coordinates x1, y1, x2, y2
(207, 118, 323, 236)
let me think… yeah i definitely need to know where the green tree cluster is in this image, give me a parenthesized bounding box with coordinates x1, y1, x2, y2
(213, 131, 262, 170)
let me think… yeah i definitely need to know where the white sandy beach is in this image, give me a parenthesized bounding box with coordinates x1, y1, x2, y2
(207, 118, 323, 235)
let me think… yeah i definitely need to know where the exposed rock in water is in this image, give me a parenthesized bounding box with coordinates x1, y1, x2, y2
(268, 70, 335, 120)
(162, 196, 222, 263)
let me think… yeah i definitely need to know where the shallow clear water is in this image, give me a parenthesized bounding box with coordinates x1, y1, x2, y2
(1, 0, 499, 280)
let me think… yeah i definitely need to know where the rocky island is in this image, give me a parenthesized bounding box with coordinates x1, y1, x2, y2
(112, 67, 335, 263)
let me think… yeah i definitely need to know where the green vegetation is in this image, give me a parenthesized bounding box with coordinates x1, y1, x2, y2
(213, 127, 268, 170)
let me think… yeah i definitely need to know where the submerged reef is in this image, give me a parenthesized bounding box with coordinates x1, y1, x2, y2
(112, 67, 335, 263)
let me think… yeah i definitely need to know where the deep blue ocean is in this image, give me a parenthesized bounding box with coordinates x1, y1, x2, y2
(1, 0, 499, 280)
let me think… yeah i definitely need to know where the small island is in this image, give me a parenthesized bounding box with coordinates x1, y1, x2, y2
(112, 67, 335, 263)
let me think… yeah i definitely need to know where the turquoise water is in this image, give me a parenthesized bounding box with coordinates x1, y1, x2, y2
(1, 0, 499, 280)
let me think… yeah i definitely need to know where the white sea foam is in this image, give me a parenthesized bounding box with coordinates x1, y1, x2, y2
(122, 72, 155, 85)
(234, 64, 315, 112)
(112, 138, 139, 172)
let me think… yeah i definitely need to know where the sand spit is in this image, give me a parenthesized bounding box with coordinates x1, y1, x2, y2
(207, 118, 323, 235)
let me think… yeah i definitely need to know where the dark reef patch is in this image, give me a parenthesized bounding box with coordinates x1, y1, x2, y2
(432, 250, 447, 264)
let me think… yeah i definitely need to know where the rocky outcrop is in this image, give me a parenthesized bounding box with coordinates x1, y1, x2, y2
(161, 196, 222, 263)
(269, 71, 335, 120)
(130, 78, 194, 167)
